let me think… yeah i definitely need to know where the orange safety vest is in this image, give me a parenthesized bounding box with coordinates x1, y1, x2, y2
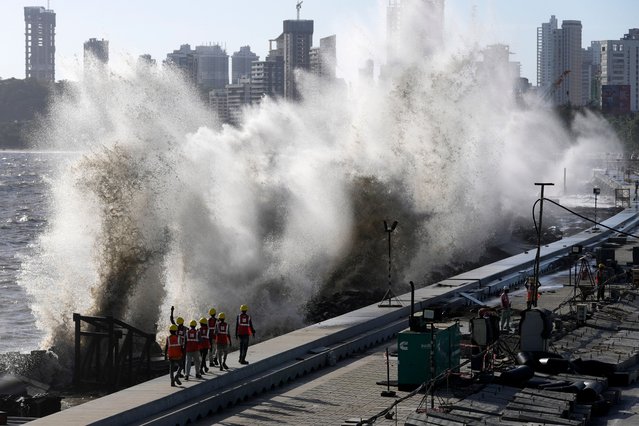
(198, 326, 210, 350)
(166, 334, 183, 360)
(185, 328, 199, 353)
(208, 317, 216, 332)
(177, 325, 186, 345)
(215, 322, 230, 345)
(237, 313, 253, 336)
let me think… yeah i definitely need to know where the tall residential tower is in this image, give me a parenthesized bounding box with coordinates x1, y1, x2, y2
(232, 46, 259, 84)
(537, 16, 583, 106)
(24, 6, 56, 82)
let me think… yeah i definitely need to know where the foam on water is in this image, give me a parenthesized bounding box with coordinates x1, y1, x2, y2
(16, 3, 621, 367)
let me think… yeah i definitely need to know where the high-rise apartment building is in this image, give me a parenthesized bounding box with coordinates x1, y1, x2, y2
(310, 35, 337, 80)
(165, 44, 196, 80)
(84, 38, 109, 66)
(537, 16, 582, 106)
(537, 15, 557, 92)
(193, 45, 229, 90)
(386, 0, 444, 63)
(166, 44, 229, 90)
(559, 20, 583, 106)
(24, 6, 56, 82)
(479, 44, 521, 83)
(232, 46, 259, 84)
(598, 30, 639, 112)
(250, 55, 284, 103)
(282, 19, 314, 99)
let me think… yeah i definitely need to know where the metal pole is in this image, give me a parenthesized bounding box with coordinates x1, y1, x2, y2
(594, 193, 598, 230)
(387, 229, 392, 290)
(430, 322, 435, 410)
(533, 182, 554, 307)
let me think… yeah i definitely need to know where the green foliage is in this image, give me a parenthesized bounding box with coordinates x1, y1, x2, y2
(0, 78, 53, 149)
(604, 112, 639, 154)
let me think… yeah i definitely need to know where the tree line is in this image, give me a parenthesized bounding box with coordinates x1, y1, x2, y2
(0, 78, 59, 149)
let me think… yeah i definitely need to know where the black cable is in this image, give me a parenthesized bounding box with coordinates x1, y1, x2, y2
(533, 197, 639, 239)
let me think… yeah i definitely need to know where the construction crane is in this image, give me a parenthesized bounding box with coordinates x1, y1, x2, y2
(543, 70, 570, 101)
(296, 1, 303, 20)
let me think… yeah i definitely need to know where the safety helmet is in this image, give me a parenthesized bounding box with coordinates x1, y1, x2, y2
(240, 304, 248, 312)
(169, 324, 178, 332)
(199, 317, 207, 325)
(189, 319, 197, 327)
(176, 317, 184, 325)
(598, 263, 605, 269)
(218, 312, 226, 320)
(209, 308, 216, 316)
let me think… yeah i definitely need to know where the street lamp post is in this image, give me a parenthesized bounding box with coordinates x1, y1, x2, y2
(593, 187, 600, 231)
(533, 182, 554, 307)
(379, 220, 402, 307)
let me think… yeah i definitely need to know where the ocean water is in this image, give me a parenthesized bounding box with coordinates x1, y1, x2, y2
(0, 151, 54, 353)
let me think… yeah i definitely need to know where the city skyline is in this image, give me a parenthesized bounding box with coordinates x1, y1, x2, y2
(1, 1, 639, 83)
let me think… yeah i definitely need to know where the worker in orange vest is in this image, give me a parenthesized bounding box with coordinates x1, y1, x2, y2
(525, 277, 540, 309)
(164, 324, 183, 387)
(236, 304, 256, 365)
(500, 287, 511, 332)
(214, 312, 231, 371)
(596, 263, 606, 301)
(184, 320, 202, 380)
(207, 308, 218, 367)
(169, 306, 187, 379)
(198, 317, 211, 375)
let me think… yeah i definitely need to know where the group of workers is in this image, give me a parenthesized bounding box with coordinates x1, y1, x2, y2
(495, 263, 609, 334)
(164, 304, 256, 387)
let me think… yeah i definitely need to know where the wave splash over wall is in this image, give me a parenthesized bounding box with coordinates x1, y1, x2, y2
(18, 4, 620, 367)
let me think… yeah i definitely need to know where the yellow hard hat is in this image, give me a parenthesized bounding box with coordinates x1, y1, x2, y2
(218, 312, 226, 320)
(189, 319, 197, 327)
(209, 308, 216, 316)
(176, 317, 184, 325)
(169, 324, 178, 332)
(240, 304, 248, 312)
(199, 317, 207, 325)
(598, 263, 605, 269)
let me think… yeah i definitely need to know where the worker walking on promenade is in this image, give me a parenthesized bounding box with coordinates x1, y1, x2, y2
(169, 306, 187, 378)
(215, 312, 231, 371)
(236, 304, 256, 365)
(198, 317, 211, 374)
(164, 324, 183, 387)
(207, 308, 218, 367)
(596, 263, 606, 301)
(184, 320, 202, 380)
(500, 287, 511, 332)
(525, 277, 540, 309)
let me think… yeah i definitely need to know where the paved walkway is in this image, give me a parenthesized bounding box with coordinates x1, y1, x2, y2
(197, 342, 419, 425)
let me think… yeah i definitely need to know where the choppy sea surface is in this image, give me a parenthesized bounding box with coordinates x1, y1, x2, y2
(0, 151, 55, 353)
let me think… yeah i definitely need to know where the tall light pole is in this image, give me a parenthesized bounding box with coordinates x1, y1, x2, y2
(533, 182, 554, 307)
(593, 187, 600, 231)
(379, 220, 401, 307)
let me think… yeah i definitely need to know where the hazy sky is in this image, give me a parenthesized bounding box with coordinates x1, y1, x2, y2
(2, 0, 639, 83)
